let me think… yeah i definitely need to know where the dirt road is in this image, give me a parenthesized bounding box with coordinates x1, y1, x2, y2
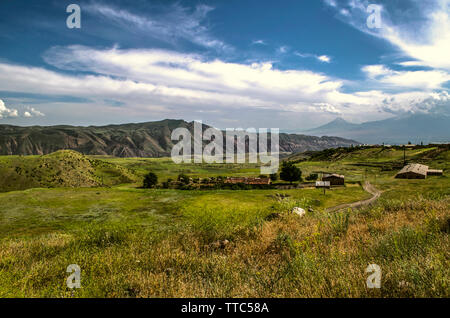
(326, 181, 382, 212)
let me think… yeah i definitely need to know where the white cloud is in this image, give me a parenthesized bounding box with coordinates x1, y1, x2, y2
(294, 52, 332, 63)
(41, 46, 342, 102)
(24, 107, 45, 118)
(0, 99, 18, 119)
(324, 0, 337, 7)
(85, 3, 230, 51)
(317, 55, 331, 63)
(363, 64, 450, 90)
(396, 61, 426, 67)
(381, 1, 450, 71)
(311, 103, 341, 114)
(362, 64, 393, 78)
(277, 46, 289, 54)
(252, 40, 267, 45)
(0, 99, 45, 119)
(1, 46, 448, 123)
(340, 8, 350, 16)
(324, 0, 450, 71)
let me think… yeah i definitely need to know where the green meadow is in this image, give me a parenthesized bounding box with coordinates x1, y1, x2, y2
(0, 146, 448, 297)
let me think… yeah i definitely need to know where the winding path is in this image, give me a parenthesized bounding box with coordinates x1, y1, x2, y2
(326, 181, 382, 212)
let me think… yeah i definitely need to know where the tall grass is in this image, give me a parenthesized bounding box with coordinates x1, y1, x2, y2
(0, 192, 448, 298)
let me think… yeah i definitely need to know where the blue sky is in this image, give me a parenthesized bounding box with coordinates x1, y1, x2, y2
(0, 0, 449, 130)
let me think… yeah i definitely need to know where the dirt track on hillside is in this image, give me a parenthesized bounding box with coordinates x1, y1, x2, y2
(326, 181, 382, 212)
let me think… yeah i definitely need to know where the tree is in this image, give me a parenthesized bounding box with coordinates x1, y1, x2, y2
(143, 172, 158, 188)
(269, 173, 278, 181)
(280, 162, 302, 184)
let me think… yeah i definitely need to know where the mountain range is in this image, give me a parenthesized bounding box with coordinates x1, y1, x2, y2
(0, 119, 359, 157)
(304, 113, 450, 145)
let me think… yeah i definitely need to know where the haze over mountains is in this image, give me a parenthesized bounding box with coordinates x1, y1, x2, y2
(304, 113, 450, 145)
(0, 119, 359, 157)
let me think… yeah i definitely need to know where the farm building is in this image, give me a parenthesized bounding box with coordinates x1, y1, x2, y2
(322, 173, 345, 186)
(395, 164, 428, 179)
(225, 177, 271, 185)
(427, 169, 443, 176)
(315, 181, 331, 189)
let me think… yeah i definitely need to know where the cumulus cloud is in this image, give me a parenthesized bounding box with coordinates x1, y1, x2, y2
(0, 99, 45, 119)
(362, 65, 450, 90)
(0, 99, 18, 118)
(0, 46, 435, 120)
(40, 45, 344, 109)
(24, 107, 45, 118)
(379, 91, 450, 115)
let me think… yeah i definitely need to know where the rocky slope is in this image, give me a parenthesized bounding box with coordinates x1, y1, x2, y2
(0, 119, 359, 156)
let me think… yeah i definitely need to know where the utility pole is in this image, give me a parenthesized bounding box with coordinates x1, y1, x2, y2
(403, 145, 406, 166)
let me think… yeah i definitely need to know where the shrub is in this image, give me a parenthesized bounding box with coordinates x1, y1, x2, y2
(305, 173, 318, 181)
(177, 174, 190, 184)
(143, 172, 158, 188)
(326, 209, 350, 238)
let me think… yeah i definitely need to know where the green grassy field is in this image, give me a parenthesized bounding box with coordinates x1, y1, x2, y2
(0, 146, 448, 297)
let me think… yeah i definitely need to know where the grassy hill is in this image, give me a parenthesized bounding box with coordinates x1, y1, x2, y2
(0, 145, 448, 297)
(289, 144, 449, 168)
(0, 150, 137, 192)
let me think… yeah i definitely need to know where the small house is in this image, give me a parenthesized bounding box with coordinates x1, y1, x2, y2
(395, 164, 428, 179)
(322, 173, 345, 186)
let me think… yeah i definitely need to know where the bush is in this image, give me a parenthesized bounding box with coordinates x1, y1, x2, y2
(306, 173, 318, 181)
(270, 173, 278, 181)
(143, 172, 158, 188)
(177, 174, 190, 184)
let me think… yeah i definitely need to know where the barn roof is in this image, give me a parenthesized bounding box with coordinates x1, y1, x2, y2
(396, 163, 429, 176)
(323, 173, 345, 179)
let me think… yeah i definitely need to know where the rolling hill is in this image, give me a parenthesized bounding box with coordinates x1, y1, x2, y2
(0, 119, 359, 156)
(0, 150, 137, 192)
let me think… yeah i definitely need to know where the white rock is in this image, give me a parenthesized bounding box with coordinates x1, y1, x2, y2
(292, 207, 306, 217)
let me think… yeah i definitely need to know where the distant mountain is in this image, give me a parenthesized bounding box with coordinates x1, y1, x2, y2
(304, 114, 450, 144)
(305, 117, 359, 135)
(0, 119, 359, 156)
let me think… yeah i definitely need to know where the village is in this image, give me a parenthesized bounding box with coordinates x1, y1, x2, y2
(155, 160, 444, 191)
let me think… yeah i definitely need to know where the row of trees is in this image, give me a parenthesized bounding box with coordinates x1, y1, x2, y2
(143, 161, 320, 188)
